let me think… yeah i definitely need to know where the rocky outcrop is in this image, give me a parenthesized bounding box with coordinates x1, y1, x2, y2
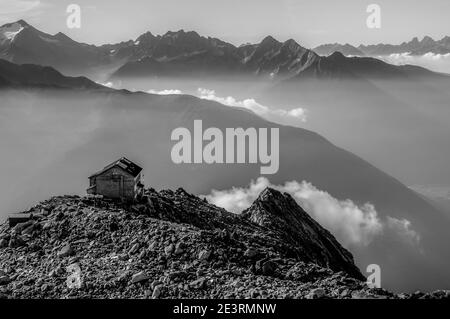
(241, 188, 364, 280)
(0, 188, 448, 299)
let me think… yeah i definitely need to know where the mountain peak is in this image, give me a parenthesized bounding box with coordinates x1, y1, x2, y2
(243, 187, 302, 224)
(54, 32, 72, 41)
(251, 187, 301, 213)
(242, 186, 365, 279)
(15, 19, 30, 27)
(283, 38, 298, 45)
(163, 29, 200, 38)
(329, 51, 346, 59)
(421, 36, 435, 44)
(256, 187, 286, 201)
(164, 29, 184, 36)
(260, 35, 280, 46)
(136, 31, 156, 44)
(0, 20, 29, 45)
(282, 38, 303, 50)
(410, 37, 420, 44)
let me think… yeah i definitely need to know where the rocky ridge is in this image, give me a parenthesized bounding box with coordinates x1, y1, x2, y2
(0, 187, 448, 299)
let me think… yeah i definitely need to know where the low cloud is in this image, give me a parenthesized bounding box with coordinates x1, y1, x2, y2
(204, 177, 382, 248)
(197, 88, 307, 123)
(379, 52, 450, 74)
(145, 87, 308, 125)
(386, 217, 421, 246)
(99, 81, 114, 88)
(203, 177, 421, 249)
(147, 89, 183, 95)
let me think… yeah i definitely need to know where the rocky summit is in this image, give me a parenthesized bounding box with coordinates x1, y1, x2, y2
(0, 187, 448, 299)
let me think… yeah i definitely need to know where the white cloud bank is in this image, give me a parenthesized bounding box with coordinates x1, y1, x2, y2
(146, 87, 308, 124)
(197, 88, 307, 122)
(379, 52, 450, 74)
(386, 216, 421, 246)
(203, 177, 421, 249)
(147, 89, 183, 95)
(99, 81, 114, 88)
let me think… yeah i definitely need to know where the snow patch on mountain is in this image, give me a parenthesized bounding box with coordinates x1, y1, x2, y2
(0, 22, 24, 44)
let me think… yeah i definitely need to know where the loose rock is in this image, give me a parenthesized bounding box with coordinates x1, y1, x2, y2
(57, 243, 74, 258)
(131, 271, 150, 284)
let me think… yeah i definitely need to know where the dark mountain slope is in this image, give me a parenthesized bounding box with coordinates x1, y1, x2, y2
(242, 188, 363, 279)
(0, 20, 112, 73)
(0, 59, 102, 89)
(294, 52, 442, 80)
(0, 74, 11, 87)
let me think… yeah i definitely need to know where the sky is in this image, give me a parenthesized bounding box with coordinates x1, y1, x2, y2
(1, 0, 449, 47)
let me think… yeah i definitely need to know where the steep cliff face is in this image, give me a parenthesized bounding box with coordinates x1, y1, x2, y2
(0, 188, 447, 299)
(241, 188, 364, 280)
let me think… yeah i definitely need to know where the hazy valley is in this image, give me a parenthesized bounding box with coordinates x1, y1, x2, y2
(1, 20, 450, 293)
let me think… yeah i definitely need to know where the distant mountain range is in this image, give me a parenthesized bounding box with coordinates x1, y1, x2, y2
(314, 36, 450, 57)
(112, 34, 320, 79)
(311, 43, 366, 57)
(112, 37, 439, 80)
(0, 20, 446, 80)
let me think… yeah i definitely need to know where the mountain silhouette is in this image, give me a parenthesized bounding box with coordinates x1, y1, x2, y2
(313, 43, 366, 57)
(0, 59, 101, 89)
(1, 20, 445, 80)
(315, 36, 450, 57)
